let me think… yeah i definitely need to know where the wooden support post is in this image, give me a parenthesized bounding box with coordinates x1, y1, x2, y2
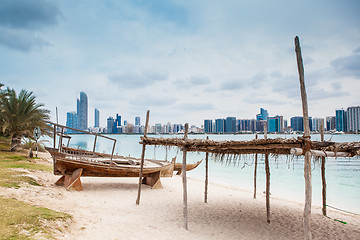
(93, 135, 98, 153)
(205, 136, 209, 203)
(59, 127, 64, 152)
(264, 122, 268, 140)
(265, 153, 270, 223)
(110, 139, 116, 163)
(295, 36, 312, 240)
(183, 123, 189, 230)
(320, 121, 327, 216)
(53, 124, 56, 149)
(254, 134, 258, 199)
(136, 110, 150, 205)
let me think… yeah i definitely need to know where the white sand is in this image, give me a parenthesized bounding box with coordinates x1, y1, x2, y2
(1, 152, 360, 239)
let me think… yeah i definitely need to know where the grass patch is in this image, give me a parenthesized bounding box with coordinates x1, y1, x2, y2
(0, 196, 71, 239)
(0, 151, 52, 188)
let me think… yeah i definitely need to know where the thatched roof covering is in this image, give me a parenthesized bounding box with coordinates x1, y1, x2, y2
(140, 136, 360, 156)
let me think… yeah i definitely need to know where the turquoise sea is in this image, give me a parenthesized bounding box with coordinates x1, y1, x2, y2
(44, 133, 360, 215)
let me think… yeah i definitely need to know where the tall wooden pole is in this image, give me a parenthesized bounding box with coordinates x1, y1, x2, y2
(265, 153, 270, 223)
(136, 110, 150, 205)
(263, 123, 270, 223)
(205, 136, 209, 203)
(253, 134, 258, 199)
(320, 121, 327, 216)
(182, 123, 189, 229)
(295, 36, 312, 240)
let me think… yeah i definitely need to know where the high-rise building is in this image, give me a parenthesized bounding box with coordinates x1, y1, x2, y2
(326, 116, 336, 131)
(256, 108, 268, 121)
(215, 119, 225, 133)
(94, 108, 99, 127)
(107, 117, 114, 134)
(155, 123, 162, 133)
(268, 116, 283, 133)
(225, 117, 236, 133)
(291, 116, 312, 132)
(336, 109, 347, 132)
(204, 120, 213, 134)
(135, 117, 140, 126)
(77, 92, 88, 131)
(312, 118, 324, 132)
(347, 106, 360, 132)
(66, 112, 78, 134)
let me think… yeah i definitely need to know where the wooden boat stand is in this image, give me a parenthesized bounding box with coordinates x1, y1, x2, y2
(54, 167, 164, 191)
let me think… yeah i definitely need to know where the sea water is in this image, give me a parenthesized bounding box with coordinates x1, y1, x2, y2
(44, 133, 360, 214)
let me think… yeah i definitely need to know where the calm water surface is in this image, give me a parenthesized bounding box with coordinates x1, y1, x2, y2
(45, 133, 360, 214)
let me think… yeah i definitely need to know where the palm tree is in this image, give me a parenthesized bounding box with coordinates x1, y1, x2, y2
(0, 87, 51, 150)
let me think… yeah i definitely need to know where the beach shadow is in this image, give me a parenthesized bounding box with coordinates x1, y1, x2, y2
(81, 181, 150, 192)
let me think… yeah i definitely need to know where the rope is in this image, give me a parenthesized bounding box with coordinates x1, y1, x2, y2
(326, 205, 360, 216)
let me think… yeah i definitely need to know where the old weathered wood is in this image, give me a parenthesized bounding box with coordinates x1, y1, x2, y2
(61, 168, 83, 191)
(320, 122, 327, 216)
(295, 36, 312, 240)
(183, 123, 189, 230)
(264, 122, 268, 140)
(136, 110, 150, 205)
(59, 127, 64, 152)
(290, 148, 351, 157)
(93, 135, 98, 153)
(265, 153, 270, 223)
(254, 134, 258, 199)
(143, 171, 163, 189)
(205, 136, 209, 203)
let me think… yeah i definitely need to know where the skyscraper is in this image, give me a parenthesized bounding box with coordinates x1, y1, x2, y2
(66, 112, 77, 134)
(77, 92, 88, 131)
(336, 109, 347, 132)
(204, 119, 213, 133)
(326, 116, 336, 131)
(94, 108, 99, 127)
(256, 108, 268, 121)
(291, 116, 312, 132)
(225, 117, 236, 133)
(347, 106, 360, 132)
(215, 119, 225, 133)
(268, 116, 283, 133)
(107, 117, 114, 134)
(135, 116, 140, 126)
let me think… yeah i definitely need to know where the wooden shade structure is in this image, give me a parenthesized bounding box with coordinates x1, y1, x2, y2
(135, 37, 360, 239)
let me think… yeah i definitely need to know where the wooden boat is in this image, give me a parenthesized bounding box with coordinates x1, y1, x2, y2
(45, 121, 201, 191)
(45, 145, 174, 190)
(174, 159, 202, 175)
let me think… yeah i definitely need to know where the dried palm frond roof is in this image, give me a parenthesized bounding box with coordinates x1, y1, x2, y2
(140, 136, 360, 156)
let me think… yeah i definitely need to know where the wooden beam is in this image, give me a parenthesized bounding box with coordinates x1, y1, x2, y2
(136, 110, 150, 205)
(295, 36, 312, 240)
(183, 123, 189, 230)
(290, 148, 351, 157)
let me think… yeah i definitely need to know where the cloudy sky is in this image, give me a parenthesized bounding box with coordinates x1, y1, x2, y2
(1, 0, 360, 127)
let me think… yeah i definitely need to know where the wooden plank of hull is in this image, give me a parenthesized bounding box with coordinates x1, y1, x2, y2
(54, 157, 173, 178)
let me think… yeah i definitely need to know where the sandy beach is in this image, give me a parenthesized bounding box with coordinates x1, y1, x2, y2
(1, 152, 360, 240)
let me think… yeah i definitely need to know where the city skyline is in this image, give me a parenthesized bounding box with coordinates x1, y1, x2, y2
(2, 1, 359, 126)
